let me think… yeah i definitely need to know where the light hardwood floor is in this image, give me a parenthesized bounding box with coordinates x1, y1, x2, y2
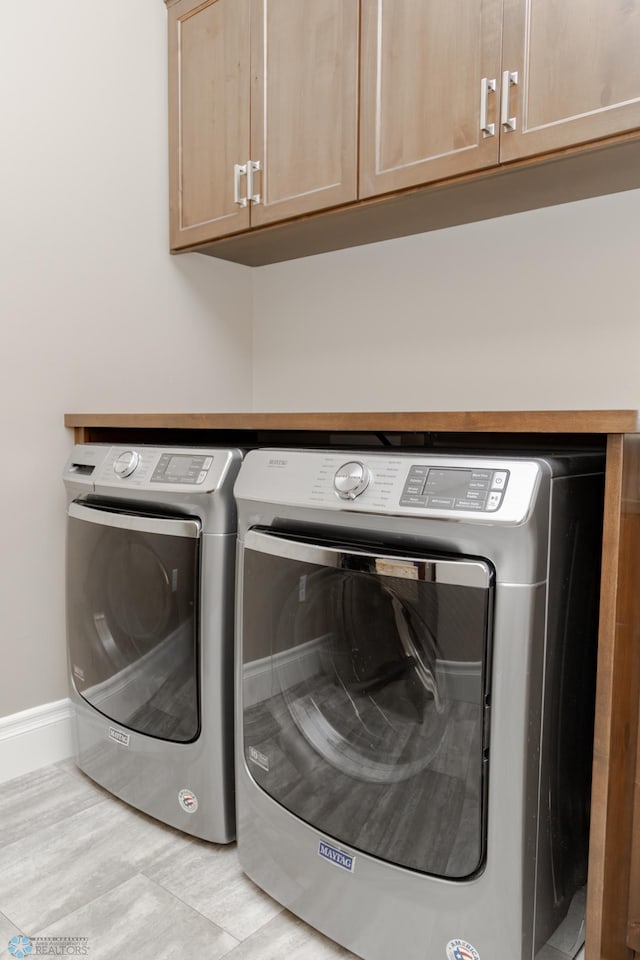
(0, 761, 356, 960)
(0, 760, 586, 960)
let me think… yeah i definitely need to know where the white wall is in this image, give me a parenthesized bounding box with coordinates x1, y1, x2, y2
(0, 1, 252, 717)
(252, 187, 640, 412)
(3, 0, 640, 727)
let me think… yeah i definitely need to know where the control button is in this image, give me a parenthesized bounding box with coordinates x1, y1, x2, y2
(197, 470, 208, 483)
(203, 457, 213, 470)
(404, 483, 426, 496)
(463, 490, 485, 501)
(400, 466, 429, 502)
(113, 450, 140, 478)
(491, 471, 508, 490)
(427, 497, 455, 509)
(454, 499, 485, 511)
(486, 491, 502, 511)
(334, 461, 371, 500)
(399, 495, 428, 507)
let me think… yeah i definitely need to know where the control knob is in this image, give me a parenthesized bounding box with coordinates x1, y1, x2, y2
(334, 461, 371, 500)
(113, 450, 140, 478)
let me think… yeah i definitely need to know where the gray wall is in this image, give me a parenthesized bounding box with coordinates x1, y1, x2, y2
(252, 188, 640, 412)
(0, 0, 252, 718)
(2, 0, 639, 722)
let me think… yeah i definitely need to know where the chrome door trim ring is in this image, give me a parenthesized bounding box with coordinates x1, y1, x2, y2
(68, 501, 201, 539)
(243, 529, 492, 589)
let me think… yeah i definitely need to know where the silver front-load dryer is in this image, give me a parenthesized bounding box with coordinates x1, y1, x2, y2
(233, 448, 604, 960)
(63, 444, 242, 842)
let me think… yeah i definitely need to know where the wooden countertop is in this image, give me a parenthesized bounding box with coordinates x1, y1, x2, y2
(64, 410, 639, 434)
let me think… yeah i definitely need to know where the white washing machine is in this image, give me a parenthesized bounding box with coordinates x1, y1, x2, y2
(63, 444, 242, 842)
(233, 447, 604, 959)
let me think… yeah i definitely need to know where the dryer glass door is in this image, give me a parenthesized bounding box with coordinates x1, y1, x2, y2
(241, 529, 494, 879)
(67, 502, 201, 742)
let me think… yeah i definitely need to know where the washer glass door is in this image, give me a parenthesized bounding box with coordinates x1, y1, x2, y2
(241, 529, 494, 879)
(67, 502, 201, 742)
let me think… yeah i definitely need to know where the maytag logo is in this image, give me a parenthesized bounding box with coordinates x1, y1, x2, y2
(268, 458, 288, 467)
(108, 726, 130, 747)
(318, 840, 355, 872)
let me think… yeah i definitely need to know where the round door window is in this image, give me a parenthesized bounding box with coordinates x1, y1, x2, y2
(275, 568, 450, 784)
(106, 541, 173, 644)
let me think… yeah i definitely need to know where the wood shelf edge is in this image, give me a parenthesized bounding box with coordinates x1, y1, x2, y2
(64, 410, 639, 435)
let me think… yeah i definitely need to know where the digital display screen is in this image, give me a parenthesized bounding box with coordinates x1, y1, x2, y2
(425, 469, 474, 499)
(150, 453, 211, 485)
(166, 456, 193, 477)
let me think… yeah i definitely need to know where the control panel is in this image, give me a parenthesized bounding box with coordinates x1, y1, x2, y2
(88, 447, 222, 490)
(234, 449, 543, 524)
(399, 465, 509, 513)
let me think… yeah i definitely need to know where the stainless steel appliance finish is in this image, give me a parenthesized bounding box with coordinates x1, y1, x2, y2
(64, 444, 242, 842)
(234, 448, 604, 960)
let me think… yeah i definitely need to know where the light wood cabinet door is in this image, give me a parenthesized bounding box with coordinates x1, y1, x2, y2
(500, 0, 640, 162)
(248, 0, 359, 228)
(168, 0, 251, 249)
(359, 0, 503, 199)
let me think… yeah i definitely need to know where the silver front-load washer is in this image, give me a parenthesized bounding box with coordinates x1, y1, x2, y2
(63, 444, 242, 842)
(233, 447, 604, 959)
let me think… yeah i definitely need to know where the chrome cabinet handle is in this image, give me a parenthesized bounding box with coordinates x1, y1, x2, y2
(234, 162, 248, 207)
(247, 159, 261, 205)
(501, 70, 518, 132)
(480, 77, 496, 136)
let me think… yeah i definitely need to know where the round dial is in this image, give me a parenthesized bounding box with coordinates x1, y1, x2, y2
(113, 450, 140, 478)
(334, 461, 371, 500)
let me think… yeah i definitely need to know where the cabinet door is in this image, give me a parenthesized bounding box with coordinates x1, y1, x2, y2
(248, 0, 359, 228)
(500, 0, 640, 162)
(359, 0, 503, 199)
(168, 0, 251, 249)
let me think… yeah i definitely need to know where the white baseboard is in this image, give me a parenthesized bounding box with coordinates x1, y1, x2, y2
(0, 698, 75, 784)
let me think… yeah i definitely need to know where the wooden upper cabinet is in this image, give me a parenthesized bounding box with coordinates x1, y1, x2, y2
(359, 0, 640, 198)
(249, 0, 359, 227)
(359, 0, 503, 198)
(500, 0, 640, 162)
(165, 0, 640, 258)
(168, 0, 251, 249)
(167, 0, 358, 249)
